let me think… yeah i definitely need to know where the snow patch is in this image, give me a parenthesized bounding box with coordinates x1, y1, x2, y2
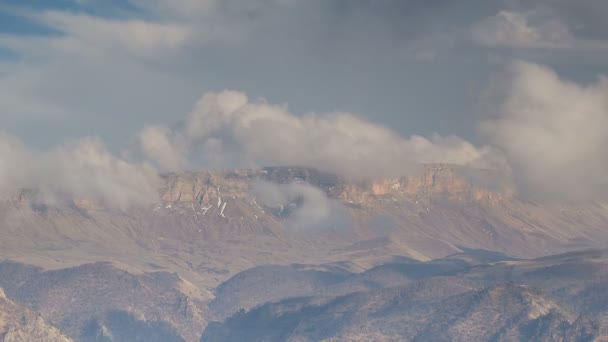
(220, 202, 227, 217)
(201, 205, 212, 215)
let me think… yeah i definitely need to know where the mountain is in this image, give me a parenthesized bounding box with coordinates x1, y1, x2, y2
(2, 164, 608, 341)
(0, 261, 207, 342)
(201, 283, 597, 342)
(207, 251, 500, 319)
(207, 248, 608, 322)
(203, 250, 608, 341)
(1, 247, 607, 341)
(4, 165, 608, 274)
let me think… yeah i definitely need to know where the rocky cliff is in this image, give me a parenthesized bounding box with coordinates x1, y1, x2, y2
(156, 164, 512, 211)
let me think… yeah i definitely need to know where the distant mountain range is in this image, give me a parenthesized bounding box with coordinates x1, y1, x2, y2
(1, 165, 608, 341)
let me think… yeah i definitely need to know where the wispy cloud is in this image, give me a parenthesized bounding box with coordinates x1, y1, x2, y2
(472, 9, 608, 51)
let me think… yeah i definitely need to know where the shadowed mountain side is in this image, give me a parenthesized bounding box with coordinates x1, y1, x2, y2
(0, 261, 207, 342)
(209, 249, 608, 327)
(201, 283, 597, 342)
(0, 249, 607, 341)
(81, 311, 185, 342)
(208, 249, 514, 319)
(462, 249, 608, 314)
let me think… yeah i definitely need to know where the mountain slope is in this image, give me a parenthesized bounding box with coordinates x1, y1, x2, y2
(0, 287, 73, 342)
(0, 261, 207, 342)
(201, 283, 596, 342)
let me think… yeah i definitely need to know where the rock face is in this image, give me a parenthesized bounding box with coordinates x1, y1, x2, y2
(0, 287, 73, 342)
(156, 164, 511, 209)
(0, 164, 531, 216)
(145, 165, 608, 259)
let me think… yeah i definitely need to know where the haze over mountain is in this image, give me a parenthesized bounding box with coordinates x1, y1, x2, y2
(1, 0, 608, 341)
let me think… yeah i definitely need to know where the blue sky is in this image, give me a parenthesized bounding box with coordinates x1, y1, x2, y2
(1, 0, 608, 202)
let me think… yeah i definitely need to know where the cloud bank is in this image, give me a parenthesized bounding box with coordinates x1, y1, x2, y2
(480, 61, 608, 200)
(3, 59, 608, 205)
(0, 134, 161, 209)
(138, 90, 499, 179)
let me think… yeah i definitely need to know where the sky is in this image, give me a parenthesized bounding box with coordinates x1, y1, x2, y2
(1, 0, 608, 205)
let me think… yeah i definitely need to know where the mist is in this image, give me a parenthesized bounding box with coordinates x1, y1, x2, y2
(0, 133, 161, 210)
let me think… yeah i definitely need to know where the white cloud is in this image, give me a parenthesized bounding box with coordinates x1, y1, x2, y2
(0, 134, 161, 209)
(480, 61, 608, 200)
(138, 90, 500, 178)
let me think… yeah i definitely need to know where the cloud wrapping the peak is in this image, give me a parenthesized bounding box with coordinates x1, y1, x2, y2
(0, 134, 161, 209)
(251, 180, 350, 231)
(480, 61, 608, 200)
(139, 90, 499, 178)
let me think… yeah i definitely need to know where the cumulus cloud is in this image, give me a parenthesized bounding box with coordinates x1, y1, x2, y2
(137, 90, 500, 178)
(251, 180, 350, 230)
(0, 134, 161, 209)
(480, 61, 608, 200)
